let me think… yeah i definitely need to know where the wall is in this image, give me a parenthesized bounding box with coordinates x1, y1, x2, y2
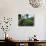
(0, 0, 46, 40)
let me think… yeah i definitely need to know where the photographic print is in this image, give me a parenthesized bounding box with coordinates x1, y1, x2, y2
(18, 14, 34, 26)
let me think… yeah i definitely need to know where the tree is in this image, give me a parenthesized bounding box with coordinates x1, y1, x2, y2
(26, 14, 29, 19)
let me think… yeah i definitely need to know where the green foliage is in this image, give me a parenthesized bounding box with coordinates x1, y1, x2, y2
(18, 18, 34, 26)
